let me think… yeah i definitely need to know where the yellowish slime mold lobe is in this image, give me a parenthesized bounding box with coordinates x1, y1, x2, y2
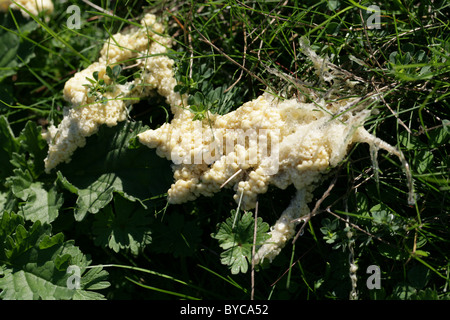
(42, 14, 415, 264)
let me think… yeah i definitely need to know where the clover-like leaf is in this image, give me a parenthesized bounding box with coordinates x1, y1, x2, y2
(212, 210, 270, 274)
(0, 212, 109, 300)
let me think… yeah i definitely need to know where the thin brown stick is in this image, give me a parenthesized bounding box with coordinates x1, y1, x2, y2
(326, 208, 391, 246)
(270, 246, 314, 287)
(292, 174, 338, 244)
(225, 28, 247, 93)
(372, 23, 440, 57)
(358, 7, 384, 72)
(81, 0, 117, 17)
(220, 169, 243, 189)
(251, 201, 258, 300)
(191, 24, 270, 88)
(371, 80, 412, 134)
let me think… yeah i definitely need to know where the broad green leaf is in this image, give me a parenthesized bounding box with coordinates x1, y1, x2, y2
(398, 130, 426, 150)
(21, 184, 63, 223)
(413, 150, 434, 174)
(16, 120, 47, 177)
(0, 190, 16, 213)
(212, 210, 270, 274)
(56, 121, 172, 221)
(92, 194, 152, 255)
(6, 169, 63, 223)
(0, 118, 49, 218)
(0, 212, 109, 300)
(75, 180, 115, 221)
(428, 119, 449, 148)
(80, 267, 110, 291)
(7, 168, 33, 200)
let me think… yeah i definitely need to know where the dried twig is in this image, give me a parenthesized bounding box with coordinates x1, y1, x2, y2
(220, 169, 243, 189)
(371, 80, 412, 134)
(270, 246, 314, 287)
(326, 208, 392, 246)
(251, 201, 258, 300)
(292, 174, 338, 244)
(192, 24, 270, 88)
(225, 28, 247, 93)
(358, 7, 384, 72)
(372, 23, 441, 57)
(81, 0, 117, 17)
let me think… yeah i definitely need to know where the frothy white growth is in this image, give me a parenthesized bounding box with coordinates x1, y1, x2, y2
(139, 92, 372, 212)
(43, 13, 183, 173)
(137, 37, 414, 263)
(41, 11, 413, 264)
(138, 88, 384, 263)
(0, 0, 53, 17)
(253, 189, 311, 263)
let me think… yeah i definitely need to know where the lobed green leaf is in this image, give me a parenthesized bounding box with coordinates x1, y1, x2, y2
(0, 212, 109, 300)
